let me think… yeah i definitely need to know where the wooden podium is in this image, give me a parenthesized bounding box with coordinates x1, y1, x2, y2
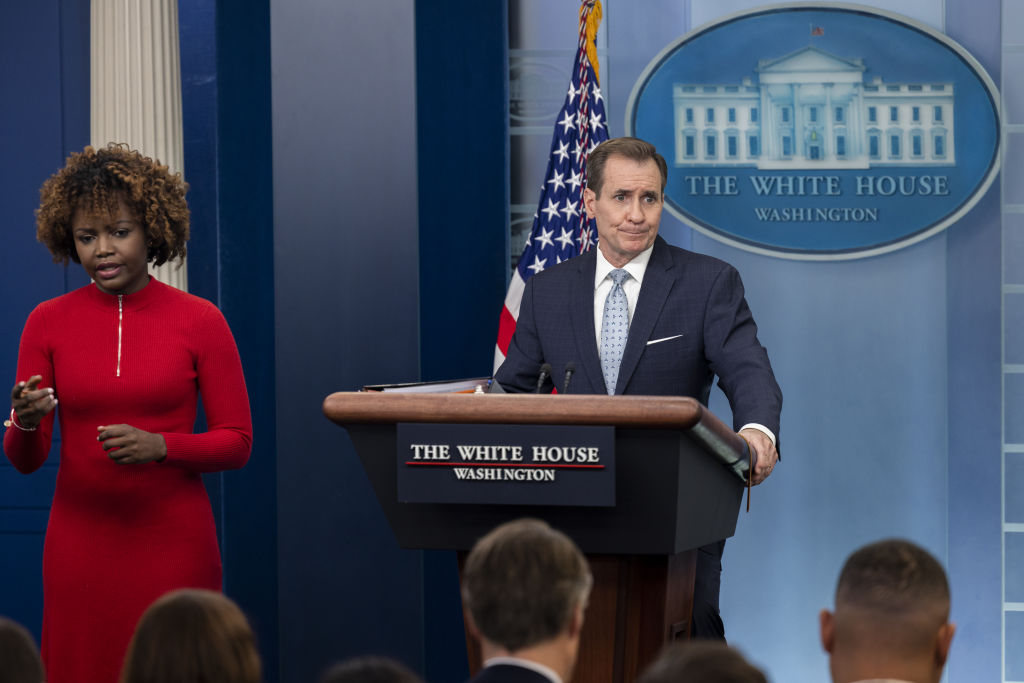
(322, 392, 749, 682)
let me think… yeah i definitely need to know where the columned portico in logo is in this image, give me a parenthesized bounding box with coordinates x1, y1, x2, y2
(672, 46, 955, 170)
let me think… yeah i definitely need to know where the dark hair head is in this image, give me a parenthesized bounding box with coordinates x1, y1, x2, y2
(586, 137, 668, 197)
(638, 642, 768, 683)
(461, 518, 592, 652)
(832, 539, 951, 654)
(0, 616, 44, 683)
(119, 589, 262, 683)
(835, 539, 950, 615)
(36, 143, 190, 266)
(318, 656, 423, 683)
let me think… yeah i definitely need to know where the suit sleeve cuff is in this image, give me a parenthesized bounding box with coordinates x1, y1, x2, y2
(739, 423, 776, 448)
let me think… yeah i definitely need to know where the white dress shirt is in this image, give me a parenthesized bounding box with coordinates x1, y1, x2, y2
(592, 245, 776, 447)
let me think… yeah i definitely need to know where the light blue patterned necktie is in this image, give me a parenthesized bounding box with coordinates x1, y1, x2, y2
(600, 268, 631, 395)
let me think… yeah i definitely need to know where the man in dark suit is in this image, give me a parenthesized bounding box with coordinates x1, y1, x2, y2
(461, 519, 592, 683)
(494, 137, 782, 639)
(820, 539, 956, 683)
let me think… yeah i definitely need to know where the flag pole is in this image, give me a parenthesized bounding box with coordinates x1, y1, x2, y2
(493, 0, 610, 372)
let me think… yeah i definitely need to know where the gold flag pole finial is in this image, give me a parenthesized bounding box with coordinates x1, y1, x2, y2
(583, 0, 603, 83)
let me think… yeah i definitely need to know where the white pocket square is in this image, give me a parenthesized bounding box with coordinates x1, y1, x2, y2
(646, 334, 683, 346)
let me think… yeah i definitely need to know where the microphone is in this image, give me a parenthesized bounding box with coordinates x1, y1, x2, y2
(562, 362, 576, 394)
(535, 363, 552, 393)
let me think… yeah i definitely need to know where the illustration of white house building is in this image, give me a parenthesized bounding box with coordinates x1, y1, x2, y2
(672, 46, 955, 169)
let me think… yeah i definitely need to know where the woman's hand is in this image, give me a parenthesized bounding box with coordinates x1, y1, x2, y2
(9, 375, 57, 430)
(97, 425, 168, 464)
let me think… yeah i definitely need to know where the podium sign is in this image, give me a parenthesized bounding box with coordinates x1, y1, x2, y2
(397, 423, 615, 506)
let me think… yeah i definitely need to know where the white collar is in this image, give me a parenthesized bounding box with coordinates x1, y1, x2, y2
(594, 242, 655, 290)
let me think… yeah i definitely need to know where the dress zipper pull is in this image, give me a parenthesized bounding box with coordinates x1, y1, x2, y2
(117, 295, 123, 377)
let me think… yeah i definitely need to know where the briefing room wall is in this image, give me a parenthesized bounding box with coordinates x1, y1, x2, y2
(415, 2, 510, 679)
(178, 0, 281, 679)
(269, 2, 426, 681)
(266, 0, 1014, 678)
(0, 0, 89, 642)
(689, 2, 955, 679)
(942, 6, 1004, 683)
(585, 0, 1003, 681)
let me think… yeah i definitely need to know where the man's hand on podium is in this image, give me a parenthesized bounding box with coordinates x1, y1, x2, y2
(740, 427, 778, 486)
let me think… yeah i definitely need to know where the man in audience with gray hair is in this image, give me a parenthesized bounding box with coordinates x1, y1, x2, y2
(820, 539, 956, 683)
(461, 518, 592, 683)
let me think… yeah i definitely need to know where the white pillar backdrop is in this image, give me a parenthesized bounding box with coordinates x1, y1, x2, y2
(91, 0, 187, 291)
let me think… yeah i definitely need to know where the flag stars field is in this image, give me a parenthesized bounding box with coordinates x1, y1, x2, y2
(554, 141, 570, 163)
(556, 228, 575, 250)
(547, 171, 566, 192)
(535, 227, 555, 250)
(542, 199, 561, 221)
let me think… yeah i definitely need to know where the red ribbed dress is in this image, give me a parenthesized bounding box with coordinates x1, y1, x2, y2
(3, 278, 252, 683)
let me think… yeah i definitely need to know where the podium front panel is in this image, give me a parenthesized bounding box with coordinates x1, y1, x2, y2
(345, 425, 743, 555)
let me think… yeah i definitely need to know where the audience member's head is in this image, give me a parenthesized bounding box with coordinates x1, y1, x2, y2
(461, 518, 592, 681)
(119, 588, 262, 683)
(820, 539, 955, 683)
(0, 616, 44, 683)
(638, 641, 767, 683)
(318, 656, 423, 683)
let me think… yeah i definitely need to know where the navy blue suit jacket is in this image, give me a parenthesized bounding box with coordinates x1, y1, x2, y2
(495, 236, 782, 440)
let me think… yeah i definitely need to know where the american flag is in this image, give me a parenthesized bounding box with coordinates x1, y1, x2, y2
(493, 0, 610, 371)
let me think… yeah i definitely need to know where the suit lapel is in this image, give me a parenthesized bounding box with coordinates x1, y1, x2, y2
(568, 251, 606, 394)
(615, 237, 674, 394)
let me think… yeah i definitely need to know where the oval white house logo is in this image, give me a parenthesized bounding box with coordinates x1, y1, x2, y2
(626, 4, 1001, 260)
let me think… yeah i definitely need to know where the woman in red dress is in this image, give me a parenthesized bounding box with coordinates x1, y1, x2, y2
(3, 144, 253, 683)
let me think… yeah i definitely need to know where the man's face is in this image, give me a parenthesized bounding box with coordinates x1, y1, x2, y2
(584, 155, 664, 268)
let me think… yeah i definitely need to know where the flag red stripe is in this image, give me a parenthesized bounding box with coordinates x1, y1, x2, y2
(496, 306, 517, 357)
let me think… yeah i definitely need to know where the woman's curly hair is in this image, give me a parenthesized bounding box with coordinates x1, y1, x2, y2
(36, 143, 190, 266)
